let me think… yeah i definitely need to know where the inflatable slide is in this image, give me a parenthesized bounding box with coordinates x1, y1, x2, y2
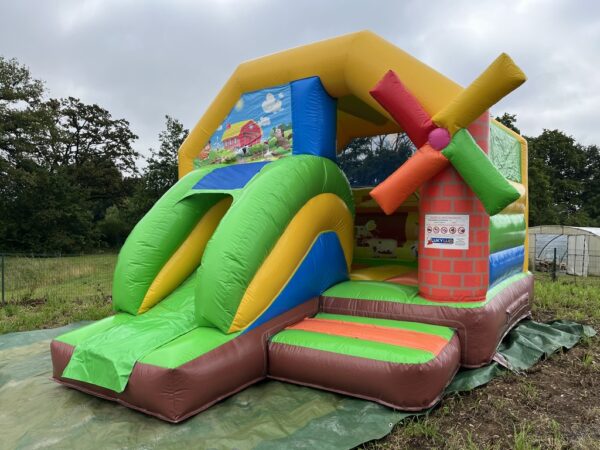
(51, 31, 532, 422)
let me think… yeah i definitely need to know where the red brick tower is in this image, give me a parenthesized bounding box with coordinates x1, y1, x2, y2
(418, 113, 490, 301)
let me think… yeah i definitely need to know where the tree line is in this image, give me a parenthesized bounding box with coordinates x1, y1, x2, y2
(1, 57, 599, 253)
(0, 57, 184, 253)
(494, 113, 600, 227)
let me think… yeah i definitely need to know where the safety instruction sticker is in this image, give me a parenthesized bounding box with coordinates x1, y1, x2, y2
(424, 214, 469, 250)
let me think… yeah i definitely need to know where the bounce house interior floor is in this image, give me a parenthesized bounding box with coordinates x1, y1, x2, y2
(349, 263, 418, 286)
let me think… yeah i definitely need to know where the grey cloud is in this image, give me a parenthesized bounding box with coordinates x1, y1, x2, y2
(1, 0, 599, 162)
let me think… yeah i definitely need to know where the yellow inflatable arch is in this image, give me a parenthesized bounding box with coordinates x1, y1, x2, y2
(178, 30, 467, 177)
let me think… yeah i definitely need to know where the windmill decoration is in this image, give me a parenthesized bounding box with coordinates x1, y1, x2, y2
(369, 54, 526, 216)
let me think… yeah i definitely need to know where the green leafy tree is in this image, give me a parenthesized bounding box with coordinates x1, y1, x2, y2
(495, 113, 598, 227)
(527, 129, 591, 226)
(122, 116, 189, 228)
(0, 57, 47, 166)
(144, 115, 187, 197)
(0, 57, 44, 103)
(1, 164, 97, 252)
(527, 149, 559, 226)
(0, 57, 140, 252)
(582, 144, 600, 222)
(495, 112, 521, 134)
(338, 133, 414, 186)
(97, 204, 130, 248)
(41, 97, 139, 224)
(41, 97, 139, 173)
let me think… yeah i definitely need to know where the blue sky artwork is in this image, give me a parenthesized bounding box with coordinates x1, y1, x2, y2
(209, 83, 292, 149)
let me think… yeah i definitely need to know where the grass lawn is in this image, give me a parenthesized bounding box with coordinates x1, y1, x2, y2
(363, 273, 600, 450)
(0, 254, 116, 333)
(0, 259, 598, 448)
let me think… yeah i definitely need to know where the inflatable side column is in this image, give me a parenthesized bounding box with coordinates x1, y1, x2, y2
(418, 113, 490, 302)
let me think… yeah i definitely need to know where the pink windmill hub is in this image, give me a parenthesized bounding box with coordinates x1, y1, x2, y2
(428, 127, 451, 150)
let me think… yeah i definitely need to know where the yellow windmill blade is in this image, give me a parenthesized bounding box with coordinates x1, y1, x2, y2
(432, 53, 527, 135)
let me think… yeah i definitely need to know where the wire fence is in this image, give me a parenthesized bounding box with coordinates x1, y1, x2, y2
(533, 270, 600, 288)
(530, 232, 600, 279)
(0, 253, 117, 306)
(532, 246, 600, 277)
(532, 250, 600, 282)
(1, 247, 597, 307)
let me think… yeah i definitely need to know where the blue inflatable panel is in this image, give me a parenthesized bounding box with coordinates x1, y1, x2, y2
(244, 231, 348, 332)
(291, 77, 337, 160)
(489, 245, 525, 287)
(192, 161, 270, 190)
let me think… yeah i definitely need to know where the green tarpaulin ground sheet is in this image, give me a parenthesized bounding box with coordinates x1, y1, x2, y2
(0, 320, 594, 450)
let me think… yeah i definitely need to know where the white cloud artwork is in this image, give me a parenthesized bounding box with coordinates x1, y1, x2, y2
(258, 116, 271, 127)
(262, 93, 282, 113)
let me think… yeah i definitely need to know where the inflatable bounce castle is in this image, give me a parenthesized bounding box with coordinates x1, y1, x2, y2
(51, 31, 531, 422)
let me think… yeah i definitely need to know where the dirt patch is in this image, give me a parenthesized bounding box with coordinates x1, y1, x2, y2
(11, 297, 47, 307)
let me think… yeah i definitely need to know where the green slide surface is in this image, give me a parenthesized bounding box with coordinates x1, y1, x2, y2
(60, 165, 233, 392)
(196, 155, 353, 332)
(59, 156, 353, 392)
(61, 277, 198, 392)
(112, 165, 226, 315)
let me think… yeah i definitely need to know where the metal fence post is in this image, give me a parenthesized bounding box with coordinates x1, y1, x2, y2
(1, 253, 5, 306)
(552, 247, 557, 282)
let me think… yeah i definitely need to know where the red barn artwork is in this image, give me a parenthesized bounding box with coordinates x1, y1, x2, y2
(221, 120, 262, 150)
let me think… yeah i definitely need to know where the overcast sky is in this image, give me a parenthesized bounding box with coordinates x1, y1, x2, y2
(1, 0, 599, 160)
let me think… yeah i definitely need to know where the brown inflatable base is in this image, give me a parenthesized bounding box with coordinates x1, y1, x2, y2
(51, 299, 320, 423)
(268, 334, 461, 411)
(321, 274, 533, 368)
(51, 275, 532, 421)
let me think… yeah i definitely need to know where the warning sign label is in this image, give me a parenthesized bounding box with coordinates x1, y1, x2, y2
(424, 214, 469, 250)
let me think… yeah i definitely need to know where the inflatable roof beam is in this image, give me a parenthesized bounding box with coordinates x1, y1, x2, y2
(369, 53, 526, 217)
(178, 30, 474, 178)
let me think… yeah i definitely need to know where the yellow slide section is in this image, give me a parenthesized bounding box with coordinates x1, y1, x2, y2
(229, 194, 354, 332)
(138, 197, 233, 313)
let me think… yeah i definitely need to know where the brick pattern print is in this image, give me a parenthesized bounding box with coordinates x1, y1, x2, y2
(418, 112, 490, 301)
